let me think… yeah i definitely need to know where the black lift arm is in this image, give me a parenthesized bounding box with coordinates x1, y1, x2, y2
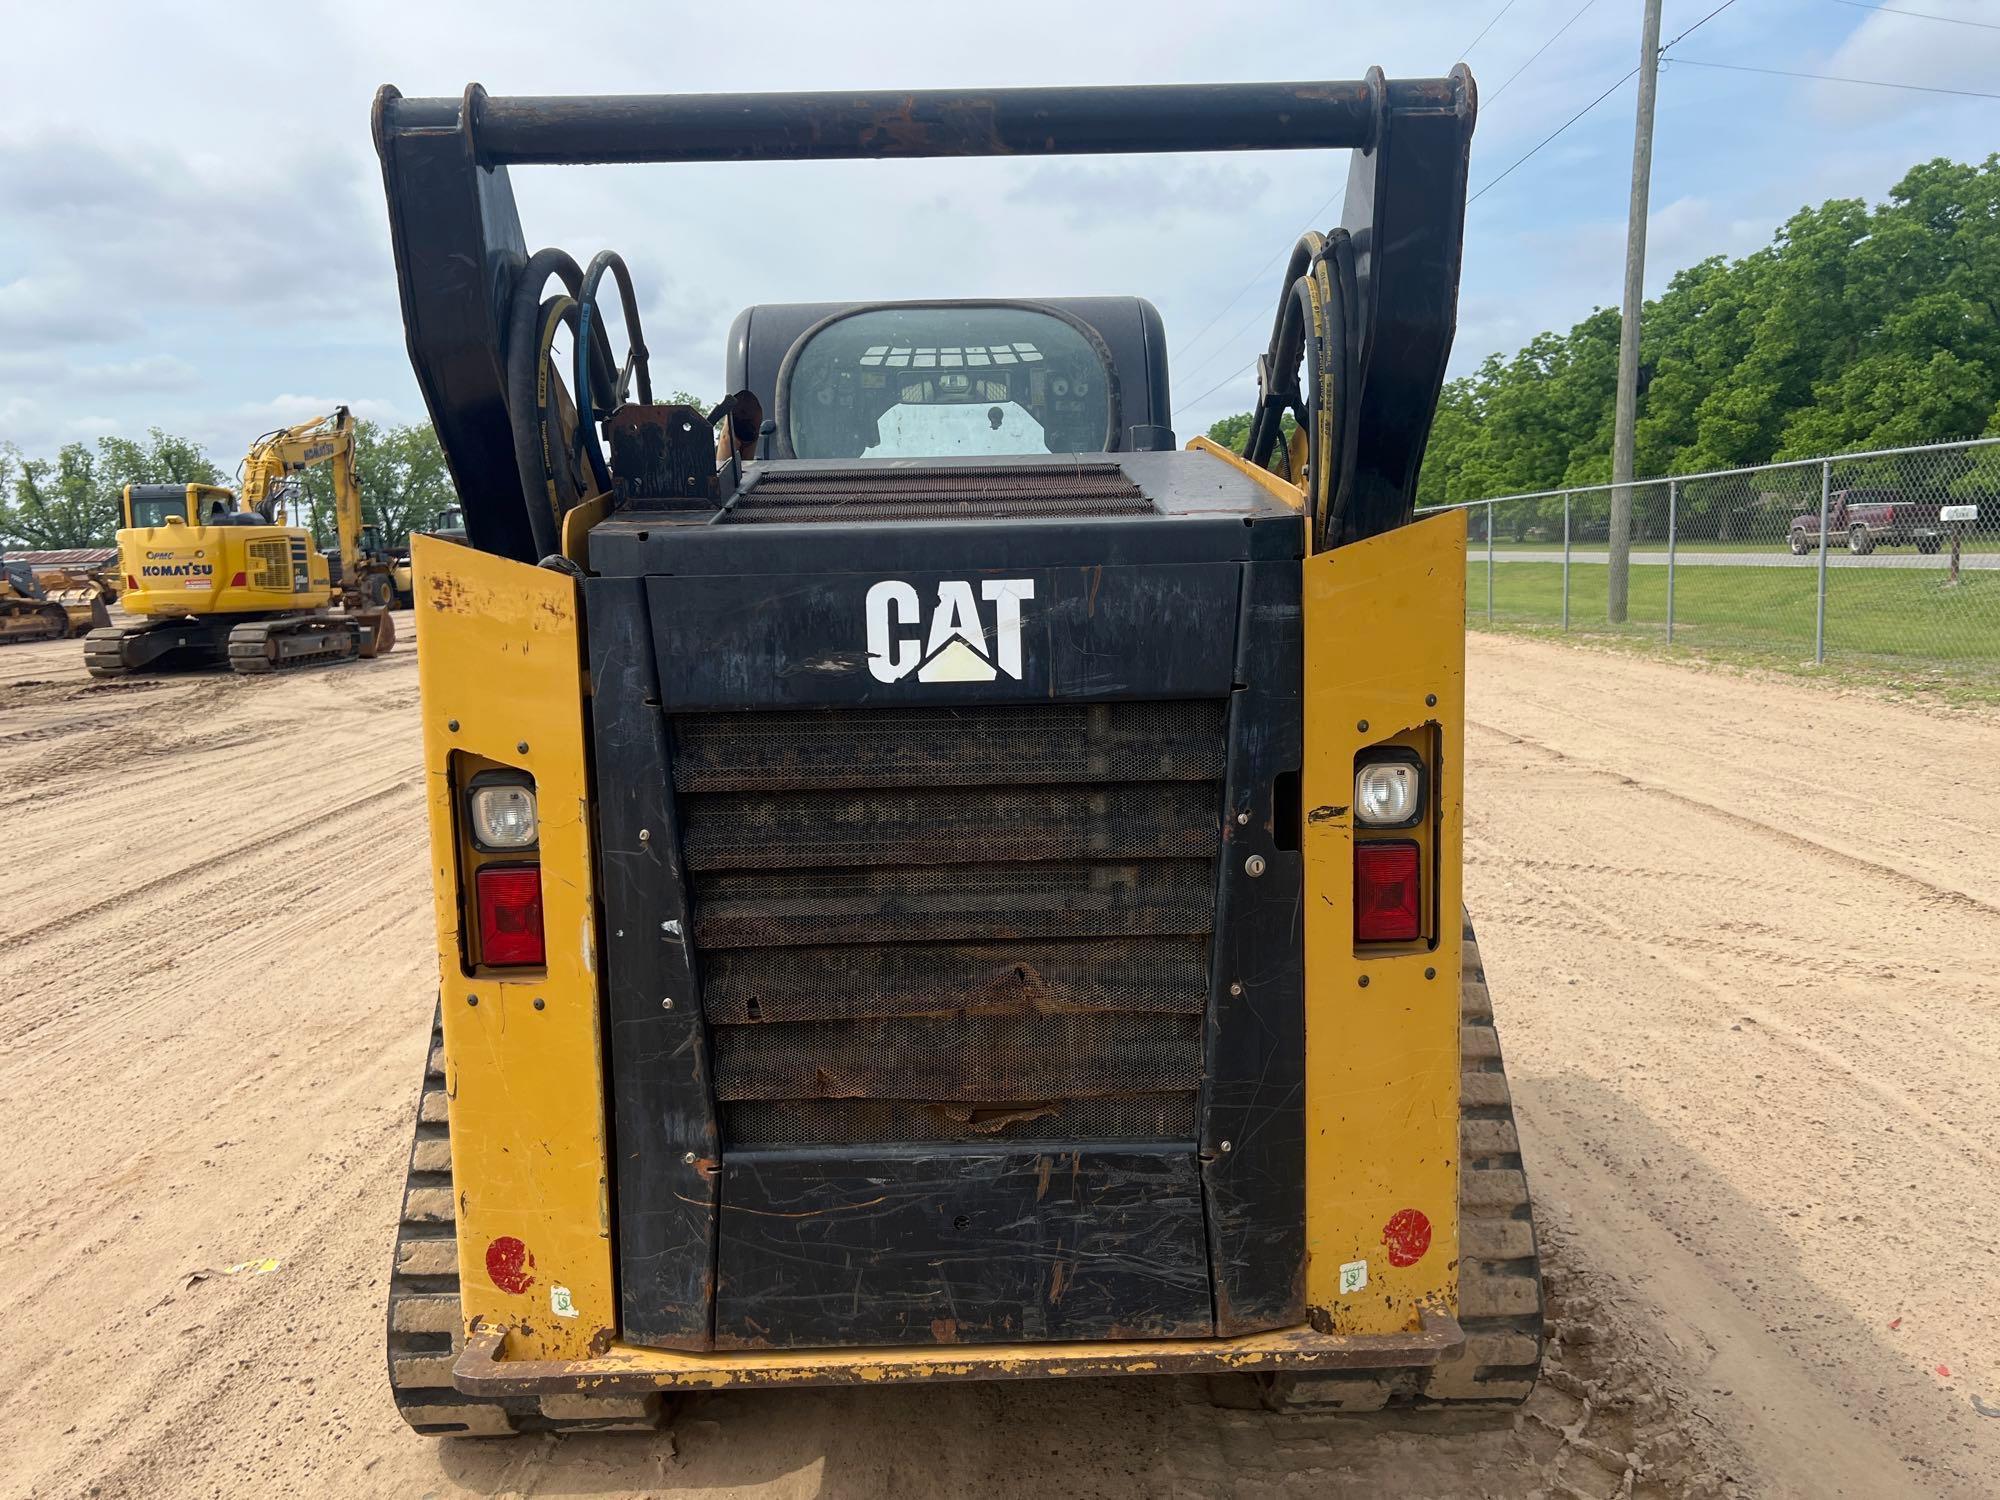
(371, 73, 1477, 561)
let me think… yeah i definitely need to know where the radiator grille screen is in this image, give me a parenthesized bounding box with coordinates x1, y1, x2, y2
(247, 539, 291, 591)
(674, 700, 1224, 1149)
(722, 463, 1151, 524)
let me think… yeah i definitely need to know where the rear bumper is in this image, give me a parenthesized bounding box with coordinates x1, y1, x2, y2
(454, 1313, 1464, 1397)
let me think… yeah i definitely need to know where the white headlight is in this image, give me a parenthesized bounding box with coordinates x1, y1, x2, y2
(1355, 760, 1421, 827)
(470, 783, 539, 849)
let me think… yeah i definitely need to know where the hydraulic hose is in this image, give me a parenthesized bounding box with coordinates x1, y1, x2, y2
(574, 250, 652, 491)
(504, 248, 624, 558)
(1242, 229, 1358, 553)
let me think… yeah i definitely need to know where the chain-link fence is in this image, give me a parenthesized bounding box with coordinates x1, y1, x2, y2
(1424, 437, 2000, 687)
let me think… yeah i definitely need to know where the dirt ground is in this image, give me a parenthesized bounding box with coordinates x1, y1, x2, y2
(2, 626, 1995, 1499)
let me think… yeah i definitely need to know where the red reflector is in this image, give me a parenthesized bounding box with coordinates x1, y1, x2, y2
(476, 865, 545, 967)
(1355, 841, 1422, 943)
(229, 570, 246, 587)
(126, 574, 138, 591)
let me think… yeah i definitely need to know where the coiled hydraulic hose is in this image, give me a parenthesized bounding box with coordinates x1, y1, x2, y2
(1243, 229, 1357, 553)
(574, 250, 652, 486)
(503, 247, 643, 559)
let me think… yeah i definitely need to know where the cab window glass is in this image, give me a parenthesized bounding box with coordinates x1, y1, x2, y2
(128, 494, 187, 527)
(786, 306, 1111, 460)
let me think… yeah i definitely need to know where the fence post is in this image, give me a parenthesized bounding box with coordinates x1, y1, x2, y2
(1665, 478, 1677, 644)
(1562, 492, 1571, 633)
(1814, 460, 1830, 665)
(1486, 501, 1495, 623)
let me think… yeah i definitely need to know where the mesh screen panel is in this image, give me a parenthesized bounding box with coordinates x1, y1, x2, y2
(673, 701, 1226, 793)
(691, 859, 1216, 949)
(700, 937, 1210, 1024)
(722, 1093, 1197, 1147)
(723, 463, 1151, 524)
(711, 1011, 1204, 1102)
(681, 783, 1220, 871)
(675, 700, 1224, 1147)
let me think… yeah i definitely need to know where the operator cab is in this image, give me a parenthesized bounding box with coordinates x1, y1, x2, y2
(729, 297, 1176, 461)
(122, 483, 248, 529)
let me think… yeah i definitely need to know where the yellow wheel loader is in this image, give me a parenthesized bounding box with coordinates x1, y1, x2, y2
(373, 69, 1542, 1437)
(85, 408, 395, 677)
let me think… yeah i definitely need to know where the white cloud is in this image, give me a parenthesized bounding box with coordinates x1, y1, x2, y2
(0, 0, 1991, 452)
(74, 355, 200, 393)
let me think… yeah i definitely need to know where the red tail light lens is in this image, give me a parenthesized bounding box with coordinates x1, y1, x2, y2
(126, 574, 138, 592)
(475, 866, 545, 967)
(1355, 840, 1422, 943)
(229, 571, 247, 588)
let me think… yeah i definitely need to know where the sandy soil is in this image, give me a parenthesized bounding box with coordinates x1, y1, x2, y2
(0, 627, 1993, 1498)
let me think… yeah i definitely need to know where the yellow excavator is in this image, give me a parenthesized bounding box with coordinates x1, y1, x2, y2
(85, 408, 396, 677)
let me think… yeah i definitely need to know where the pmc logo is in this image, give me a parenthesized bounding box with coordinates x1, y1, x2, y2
(865, 578, 1034, 684)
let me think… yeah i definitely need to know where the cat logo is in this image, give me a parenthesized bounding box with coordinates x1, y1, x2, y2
(865, 578, 1034, 684)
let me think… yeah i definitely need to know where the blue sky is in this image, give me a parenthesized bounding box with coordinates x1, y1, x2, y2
(0, 0, 1994, 464)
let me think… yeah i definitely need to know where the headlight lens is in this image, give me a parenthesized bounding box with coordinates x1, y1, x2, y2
(1355, 760, 1421, 827)
(470, 783, 539, 849)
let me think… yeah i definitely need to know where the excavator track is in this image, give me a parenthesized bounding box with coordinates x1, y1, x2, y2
(226, 615, 362, 675)
(1227, 909, 1546, 1414)
(385, 1011, 665, 1437)
(83, 619, 229, 679)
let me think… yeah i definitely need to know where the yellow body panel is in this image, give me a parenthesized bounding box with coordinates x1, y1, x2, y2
(1185, 435, 1307, 512)
(117, 521, 329, 618)
(412, 534, 614, 1361)
(1301, 510, 1466, 1332)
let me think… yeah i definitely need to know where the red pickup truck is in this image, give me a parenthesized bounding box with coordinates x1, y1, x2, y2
(1789, 488, 1944, 555)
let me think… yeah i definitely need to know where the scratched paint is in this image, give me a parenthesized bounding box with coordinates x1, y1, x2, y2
(1381, 1208, 1432, 1268)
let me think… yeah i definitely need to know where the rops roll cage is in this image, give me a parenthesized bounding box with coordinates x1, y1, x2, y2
(372, 72, 1477, 563)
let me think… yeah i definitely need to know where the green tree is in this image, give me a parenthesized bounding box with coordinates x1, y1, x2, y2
(0, 428, 221, 548)
(1391, 153, 2000, 510)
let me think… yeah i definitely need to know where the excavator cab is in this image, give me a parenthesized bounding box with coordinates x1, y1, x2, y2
(120, 483, 233, 530)
(373, 71, 1543, 1438)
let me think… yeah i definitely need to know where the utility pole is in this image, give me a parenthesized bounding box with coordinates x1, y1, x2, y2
(1608, 0, 1663, 623)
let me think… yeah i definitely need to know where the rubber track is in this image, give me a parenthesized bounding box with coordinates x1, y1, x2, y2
(1416, 908, 1548, 1405)
(384, 1010, 664, 1437)
(1245, 907, 1547, 1414)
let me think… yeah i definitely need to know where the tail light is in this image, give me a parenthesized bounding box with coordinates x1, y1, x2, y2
(126, 574, 138, 591)
(475, 866, 545, 967)
(229, 571, 247, 588)
(1354, 840, 1421, 943)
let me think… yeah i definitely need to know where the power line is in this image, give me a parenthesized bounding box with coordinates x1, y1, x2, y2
(1826, 0, 2000, 31)
(1470, 66, 1638, 204)
(1469, 0, 1738, 207)
(1462, 0, 1523, 58)
(1167, 188, 1338, 366)
(1662, 0, 1740, 51)
(1172, 358, 1258, 421)
(1486, 0, 1601, 105)
(1669, 57, 2000, 100)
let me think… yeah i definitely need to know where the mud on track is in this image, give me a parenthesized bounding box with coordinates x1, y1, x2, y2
(0, 626, 1991, 1497)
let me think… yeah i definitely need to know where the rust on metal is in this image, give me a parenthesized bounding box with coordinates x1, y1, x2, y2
(454, 1311, 1465, 1397)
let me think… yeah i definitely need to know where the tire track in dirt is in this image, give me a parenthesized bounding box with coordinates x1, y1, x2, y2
(1465, 634, 2000, 1499)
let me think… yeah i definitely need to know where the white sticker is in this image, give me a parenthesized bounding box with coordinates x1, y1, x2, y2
(550, 1284, 578, 1319)
(1339, 1260, 1369, 1295)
